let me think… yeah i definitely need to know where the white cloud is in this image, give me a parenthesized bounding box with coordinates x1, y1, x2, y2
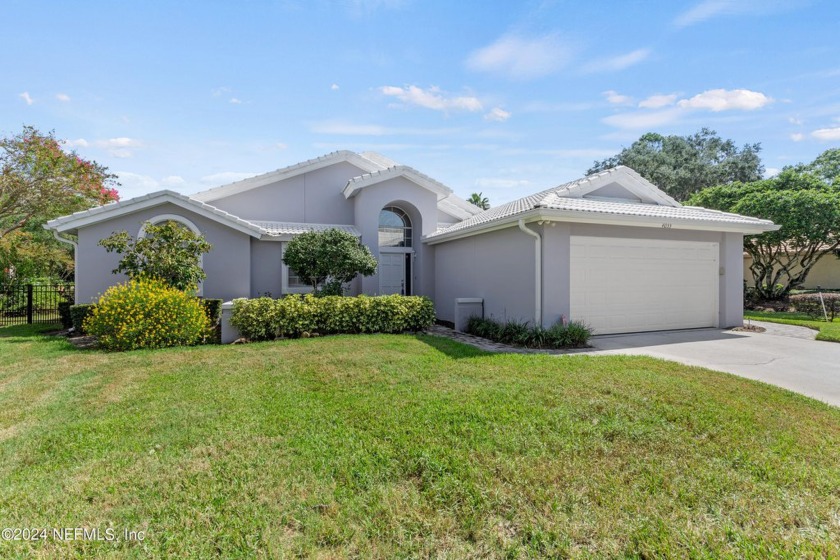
(812, 127, 840, 141)
(55, 93, 71, 102)
(466, 33, 574, 79)
(379, 85, 482, 112)
(639, 93, 678, 109)
(115, 172, 160, 198)
(275, 142, 288, 150)
(484, 107, 511, 122)
(330, 83, 340, 91)
(788, 116, 803, 125)
(65, 138, 90, 148)
(673, 0, 800, 28)
(95, 137, 143, 158)
(161, 175, 186, 186)
(603, 90, 633, 105)
(584, 48, 651, 73)
(229, 98, 242, 104)
(677, 88, 772, 111)
(201, 172, 258, 185)
(764, 167, 781, 178)
(602, 108, 684, 129)
(790, 132, 805, 142)
(19, 92, 33, 105)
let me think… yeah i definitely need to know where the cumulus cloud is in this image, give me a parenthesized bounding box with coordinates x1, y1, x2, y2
(115, 172, 161, 198)
(484, 107, 511, 122)
(379, 85, 482, 112)
(638, 93, 678, 109)
(677, 88, 772, 111)
(96, 137, 143, 158)
(19, 92, 34, 105)
(229, 98, 242, 104)
(65, 138, 90, 148)
(584, 48, 651, 73)
(161, 175, 186, 186)
(812, 127, 840, 141)
(764, 167, 781, 178)
(330, 83, 340, 91)
(466, 33, 574, 79)
(603, 90, 633, 105)
(790, 132, 805, 142)
(55, 93, 71, 102)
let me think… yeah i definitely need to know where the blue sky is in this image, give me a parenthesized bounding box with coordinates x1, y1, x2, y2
(3, 0, 839, 204)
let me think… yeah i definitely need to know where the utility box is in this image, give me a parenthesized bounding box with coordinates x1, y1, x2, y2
(454, 298, 484, 332)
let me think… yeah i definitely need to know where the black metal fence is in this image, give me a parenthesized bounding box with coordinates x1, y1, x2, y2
(0, 283, 74, 326)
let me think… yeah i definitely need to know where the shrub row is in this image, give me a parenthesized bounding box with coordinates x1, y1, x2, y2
(465, 315, 592, 349)
(230, 294, 436, 341)
(84, 278, 210, 351)
(790, 292, 840, 320)
(70, 303, 97, 333)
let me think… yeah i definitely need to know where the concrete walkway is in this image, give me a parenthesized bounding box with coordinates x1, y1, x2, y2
(428, 322, 840, 407)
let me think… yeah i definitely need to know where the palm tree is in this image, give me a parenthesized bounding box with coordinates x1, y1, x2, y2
(468, 192, 490, 210)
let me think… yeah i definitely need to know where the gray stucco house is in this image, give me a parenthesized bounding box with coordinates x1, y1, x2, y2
(46, 150, 777, 335)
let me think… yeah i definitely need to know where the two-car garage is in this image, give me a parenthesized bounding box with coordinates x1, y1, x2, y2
(570, 236, 720, 335)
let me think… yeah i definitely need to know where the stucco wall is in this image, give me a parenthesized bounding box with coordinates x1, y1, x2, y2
(209, 162, 363, 224)
(744, 253, 840, 289)
(353, 176, 440, 299)
(433, 226, 537, 325)
(75, 202, 252, 303)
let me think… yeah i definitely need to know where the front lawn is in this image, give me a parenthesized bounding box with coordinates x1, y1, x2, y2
(1, 324, 839, 557)
(745, 310, 840, 342)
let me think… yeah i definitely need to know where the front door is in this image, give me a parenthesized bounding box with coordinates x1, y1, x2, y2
(379, 252, 406, 295)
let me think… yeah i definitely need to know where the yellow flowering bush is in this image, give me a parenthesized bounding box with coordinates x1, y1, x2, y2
(85, 278, 210, 351)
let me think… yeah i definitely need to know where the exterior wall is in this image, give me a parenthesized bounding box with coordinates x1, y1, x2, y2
(209, 162, 363, 224)
(433, 227, 537, 325)
(354, 176, 440, 299)
(744, 253, 840, 289)
(74, 202, 251, 303)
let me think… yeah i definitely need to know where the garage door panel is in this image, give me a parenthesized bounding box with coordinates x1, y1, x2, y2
(570, 236, 719, 335)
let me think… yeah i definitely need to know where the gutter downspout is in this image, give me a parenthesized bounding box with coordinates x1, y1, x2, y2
(51, 229, 79, 303)
(517, 219, 542, 326)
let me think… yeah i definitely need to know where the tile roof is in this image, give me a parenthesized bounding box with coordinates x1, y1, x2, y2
(247, 221, 360, 237)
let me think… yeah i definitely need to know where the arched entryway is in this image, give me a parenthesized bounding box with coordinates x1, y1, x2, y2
(378, 205, 413, 295)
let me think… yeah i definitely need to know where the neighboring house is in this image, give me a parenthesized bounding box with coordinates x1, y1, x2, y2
(744, 250, 840, 290)
(46, 150, 778, 335)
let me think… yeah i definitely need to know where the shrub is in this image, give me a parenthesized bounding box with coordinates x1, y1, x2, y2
(69, 303, 96, 333)
(790, 293, 840, 320)
(85, 278, 209, 351)
(230, 294, 436, 341)
(465, 315, 592, 349)
(57, 301, 73, 329)
(199, 298, 223, 344)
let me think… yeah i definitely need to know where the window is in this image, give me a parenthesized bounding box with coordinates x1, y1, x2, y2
(281, 243, 314, 294)
(378, 206, 412, 247)
(139, 214, 204, 295)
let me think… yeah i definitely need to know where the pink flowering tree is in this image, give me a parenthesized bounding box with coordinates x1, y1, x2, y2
(0, 126, 119, 281)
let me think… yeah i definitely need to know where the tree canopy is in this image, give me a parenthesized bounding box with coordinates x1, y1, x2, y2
(785, 147, 840, 186)
(688, 169, 840, 299)
(99, 221, 213, 292)
(468, 192, 490, 210)
(282, 229, 377, 295)
(0, 126, 119, 282)
(587, 128, 763, 201)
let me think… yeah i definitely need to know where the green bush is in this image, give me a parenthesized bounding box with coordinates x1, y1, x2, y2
(790, 293, 840, 321)
(465, 315, 592, 349)
(199, 298, 223, 344)
(58, 301, 73, 329)
(85, 278, 210, 351)
(70, 303, 96, 333)
(230, 294, 436, 342)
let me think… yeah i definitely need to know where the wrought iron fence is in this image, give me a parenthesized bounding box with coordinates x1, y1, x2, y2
(0, 283, 74, 326)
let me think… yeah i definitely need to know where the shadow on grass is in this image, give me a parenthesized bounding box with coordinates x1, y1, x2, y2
(0, 323, 63, 339)
(414, 333, 489, 359)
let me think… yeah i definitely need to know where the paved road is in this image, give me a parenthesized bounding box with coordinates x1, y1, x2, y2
(587, 321, 840, 407)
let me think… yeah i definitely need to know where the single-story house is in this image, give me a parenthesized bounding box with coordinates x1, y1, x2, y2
(46, 150, 778, 335)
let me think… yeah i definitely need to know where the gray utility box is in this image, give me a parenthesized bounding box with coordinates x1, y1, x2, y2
(454, 298, 484, 332)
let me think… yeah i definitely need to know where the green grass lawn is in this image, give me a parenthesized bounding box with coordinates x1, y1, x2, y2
(745, 310, 840, 342)
(2, 324, 840, 558)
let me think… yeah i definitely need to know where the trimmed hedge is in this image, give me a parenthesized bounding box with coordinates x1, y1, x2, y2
(230, 294, 436, 342)
(790, 292, 840, 320)
(199, 298, 223, 344)
(465, 315, 592, 349)
(69, 304, 96, 333)
(58, 301, 73, 329)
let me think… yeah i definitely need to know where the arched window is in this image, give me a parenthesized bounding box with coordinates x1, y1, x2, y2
(378, 206, 412, 248)
(138, 214, 204, 295)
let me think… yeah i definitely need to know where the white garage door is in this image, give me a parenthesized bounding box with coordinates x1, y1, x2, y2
(570, 236, 719, 335)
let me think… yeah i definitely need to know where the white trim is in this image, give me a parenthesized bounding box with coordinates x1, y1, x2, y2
(518, 219, 542, 326)
(343, 165, 453, 200)
(280, 242, 314, 295)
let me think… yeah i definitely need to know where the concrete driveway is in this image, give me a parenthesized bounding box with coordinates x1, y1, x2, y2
(587, 321, 840, 407)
